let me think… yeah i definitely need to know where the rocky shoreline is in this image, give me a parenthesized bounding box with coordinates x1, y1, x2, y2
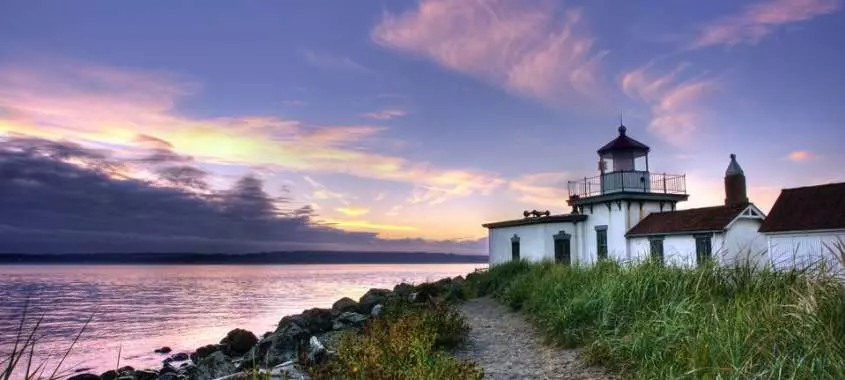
(68, 276, 467, 380)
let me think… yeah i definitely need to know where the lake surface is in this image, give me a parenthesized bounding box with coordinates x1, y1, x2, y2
(0, 264, 485, 375)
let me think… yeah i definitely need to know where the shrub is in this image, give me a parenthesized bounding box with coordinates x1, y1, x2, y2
(310, 301, 481, 380)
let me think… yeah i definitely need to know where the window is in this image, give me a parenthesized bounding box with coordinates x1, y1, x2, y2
(511, 234, 520, 261)
(649, 237, 664, 265)
(596, 226, 608, 260)
(695, 234, 712, 266)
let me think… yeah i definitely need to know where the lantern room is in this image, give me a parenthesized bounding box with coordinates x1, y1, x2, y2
(597, 124, 650, 173)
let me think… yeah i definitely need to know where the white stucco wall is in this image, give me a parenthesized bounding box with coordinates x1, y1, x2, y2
(629, 234, 725, 267)
(722, 218, 767, 267)
(581, 200, 669, 264)
(488, 222, 579, 266)
(767, 230, 845, 273)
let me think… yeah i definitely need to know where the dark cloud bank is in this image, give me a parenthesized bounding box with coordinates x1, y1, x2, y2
(0, 136, 485, 255)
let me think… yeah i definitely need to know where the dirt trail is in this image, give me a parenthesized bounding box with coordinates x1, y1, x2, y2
(454, 297, 614, 380)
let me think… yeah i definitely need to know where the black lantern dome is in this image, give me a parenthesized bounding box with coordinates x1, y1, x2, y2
(597, 124, 650, 159)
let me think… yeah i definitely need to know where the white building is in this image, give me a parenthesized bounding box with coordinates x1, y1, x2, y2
(483, 125, 767, 267)
(760, 182, 845, 272)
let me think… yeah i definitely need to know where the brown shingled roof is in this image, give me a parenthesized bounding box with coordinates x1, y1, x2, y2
(758, 182, 845, 233)
(626, 204, 749, 237)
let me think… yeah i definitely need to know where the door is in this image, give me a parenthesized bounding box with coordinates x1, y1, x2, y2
(554, 237, 571, 266)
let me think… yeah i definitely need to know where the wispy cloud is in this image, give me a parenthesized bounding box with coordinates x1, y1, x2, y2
(327, 220, 418, 232)
(508, 172, 570, 206)
(786, 150, 815, 162)
(0, 61, 502, 207)
(360, 109, 407, 120)
(408, 169, 504, 205)
(621, 63, 716, 145)
(303, 176, 351, 205)
(336, 206, 370, 217)
(384, 204, 403, 217)
(302, 49, 371, 72)
(691, 0, 842, 49)
(372, 0, 607, 106)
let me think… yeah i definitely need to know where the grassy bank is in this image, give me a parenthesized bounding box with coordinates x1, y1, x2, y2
(310, 290, 482, 380)
(466, 260, 845, 379)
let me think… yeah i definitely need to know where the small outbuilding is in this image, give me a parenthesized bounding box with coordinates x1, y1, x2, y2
(760, 182, 845, 272)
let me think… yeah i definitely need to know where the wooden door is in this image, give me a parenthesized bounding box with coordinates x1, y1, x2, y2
(554, 238, 571, 266)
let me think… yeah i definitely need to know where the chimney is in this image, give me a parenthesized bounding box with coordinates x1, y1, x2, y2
(724, 154, 748, 207)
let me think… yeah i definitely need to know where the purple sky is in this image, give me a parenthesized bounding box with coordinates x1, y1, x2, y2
(0, 0, 843, 254)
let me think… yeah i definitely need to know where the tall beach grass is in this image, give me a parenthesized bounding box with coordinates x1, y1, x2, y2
(1, 301, 93, 380)
(467, 248, 845, 379)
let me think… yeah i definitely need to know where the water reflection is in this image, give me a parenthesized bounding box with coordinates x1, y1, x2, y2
(0, 263, 485, 374)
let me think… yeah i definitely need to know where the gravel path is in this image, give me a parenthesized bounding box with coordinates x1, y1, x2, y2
(454, 297, 615, 380)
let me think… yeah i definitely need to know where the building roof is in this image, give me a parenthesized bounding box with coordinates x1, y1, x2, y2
(758, 182, 845, 233)
(597, 125, 650, 156)
(482, 214, 587, 229)
(626, 204, 749, 237)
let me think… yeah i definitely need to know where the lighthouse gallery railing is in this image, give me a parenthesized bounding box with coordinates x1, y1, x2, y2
(567, 171, 686, 198)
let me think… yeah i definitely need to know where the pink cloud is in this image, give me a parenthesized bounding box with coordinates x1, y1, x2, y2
(692, 0, 842, 48)
(622, 63, 716, 145)
(372, 0, 607, 105)
(786, 150, 815, 162)
(359, 109, 407, 120)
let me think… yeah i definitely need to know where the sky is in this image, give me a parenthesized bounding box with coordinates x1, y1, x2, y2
(0, 0, 843, 254)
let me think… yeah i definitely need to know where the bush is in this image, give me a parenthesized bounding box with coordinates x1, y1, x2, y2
(310, 300, 481, 380)
(468, 260, 845, 379)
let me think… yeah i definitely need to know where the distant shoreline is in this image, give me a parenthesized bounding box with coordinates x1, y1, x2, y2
(0, 251, 489, 265)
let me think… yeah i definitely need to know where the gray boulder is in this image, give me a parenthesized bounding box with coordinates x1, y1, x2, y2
(270, 361, 309, 380)
(191, 344, 220, 363)
(221, 328, 258, 357)
(358, 288, 391, 314)
(100, 370, 117, 380)
(332, 311, 368, 330)
(67, 374, 100, 380)
(170, 352, 189, 362)
(195, 351, 235, 380)
(153, 374, 179, 380)
(331, 297, 358, 315)
(240, 333, 275, 369)
(300, 308, 333, 333)
(306, 336, 327, 364)
(265, 321, 309, 366)
(176, 364, 196, 379)
(370, 304, 384, 317)
(135, 370, 158, 380)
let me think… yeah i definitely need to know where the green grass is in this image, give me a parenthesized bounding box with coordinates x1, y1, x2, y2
(468, 257, 845, 379)
(310, 298, 482, 380)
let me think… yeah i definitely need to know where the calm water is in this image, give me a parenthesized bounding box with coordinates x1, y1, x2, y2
(0, 264, 485, 375)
